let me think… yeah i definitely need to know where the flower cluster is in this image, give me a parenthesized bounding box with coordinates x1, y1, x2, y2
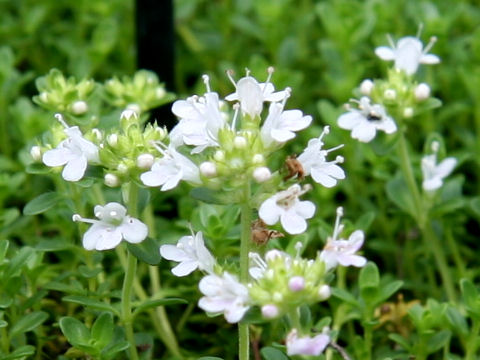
(421, 141, 456, 192)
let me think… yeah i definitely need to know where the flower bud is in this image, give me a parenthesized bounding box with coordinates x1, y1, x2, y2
(261, 304, 279, 319)
(415, 83, 431, 101)
(30, 146, 42, 161)
(318, 284, 331, 300)
(104, 173, 120, 187)
(403, 107, 414, 118)
(214, 150, 225, 162)
(252, 154, 264, 164)
(107, 134, 118, 147)
(253, 167, 271, 183)
(117, 164, 128, 174)
(126, 103, 141, 115)
(273, 292, 283, 302)
(234, 136, 247, 149)
(384, 89, 396, 100)
(200, 161, 217, 177)
(39, 92, 49, 102)
(156, 87, 166, 99)
(288, 276, 305, 292)
(136, 154, 155, 169)
(121, 109, 138, 121)
(91, 128, 102, 141)
(360, 79, 374, 95)
(71, 100, 88, 115)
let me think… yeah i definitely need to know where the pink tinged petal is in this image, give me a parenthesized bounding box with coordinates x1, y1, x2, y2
(435, 158, 457, 178)
(159, 244, 189, 262)
(351, 123, 376, 142)
(420, 54, 440, 64)
(338, 254, 367, 267)
(281, 212, 307, 235)
(199, 275, 223, 296)
(279, 111, 312, 131)
(120, 218, 148, 244)
(63, 155, 87, 181)
(171, 260, 199, 277)
(337, 112, 363, 130)
(348, 230, 365, 251)
(259, 198, 282, 225)
(375, 46, 395, 61)
(42, 147, 71, 167)
(287, 331, 330, 356)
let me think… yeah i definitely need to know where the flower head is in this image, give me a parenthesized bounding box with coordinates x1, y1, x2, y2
(170, 75, 225, 153)
(160, 231, 215, 277)
(337, 97, 397, 143)
(198, 272, 250, 323)
(286, 329, 330, 356)
(259, 184, 315, 235)
(140, 143, 201, 191)
(260, 91, 312, 148)
(375, 35, 440, 75)
(42, 114, 99, 181)
(422, 142, 456, 191)
(297, 126, 345, 187)
(320, 207, 367, 270)
(73, 202, 148, 251)
(225, 67, 287, 118)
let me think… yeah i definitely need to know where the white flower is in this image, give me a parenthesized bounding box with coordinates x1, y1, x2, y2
(297, 126, 345, 188)
(259, 184, 315, 235)
(286, 329, 330, 356)
(42, 114, 99, 182)
(337, 97, 397, 142)
(421, 142, 456, 191)
(225, 67, 287, 118)
(375, 35, 440, 75)
(320, 207, 367, 271)
(170, 76, 225, 153)
(198, 272, 250, 323)
(159, 231, 215, 276)
(73, 202, 148, 251)
(260, 95, 312, 148)
(140, 144, 201, 191)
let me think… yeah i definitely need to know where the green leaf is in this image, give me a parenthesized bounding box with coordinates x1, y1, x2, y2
(91, 312, 114, 349)
(446, 306, 469, 337)
(359, 262, 380, 289)
(460, 279, 480, 318)
(197, 358, 224, 360)
(388, 333, 411, 351)
(260, 347, 288, 360)
(470, 197, 480, 218)
(0, 320, 8, 328)
(4, 246, 35, 280)
(127, 237, 161, 265)
(190, 187, 230, 205)
(10, 311, 49, 338)
(23, 192, 62, 215)
(63, 295, 120, 316)
(377, 281, 403, 303)
(1, 345, 35, 360)
(133, 298, 188, 317)
(386, 174, 417, 218)
(426, 330, 451, 354)
(59, 317, 90, 346)
(0, 239, 9, 262)
(331, 287, 358, 306)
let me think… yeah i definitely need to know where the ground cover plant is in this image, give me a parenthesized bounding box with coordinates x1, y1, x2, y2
(1, 0, 480, 359)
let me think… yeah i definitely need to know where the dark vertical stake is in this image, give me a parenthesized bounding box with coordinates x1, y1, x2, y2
(136, 0, 176, 129)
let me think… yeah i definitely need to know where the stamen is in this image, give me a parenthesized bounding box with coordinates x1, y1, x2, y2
(262, 66, 275, 94)
(335, 155, 344, 164)
(55, 113, 69, 129)
(387, 34, 396, 49)
(318, 126, 330, 142)
(423, 36, 437, 54)
(280, 87, 292, 108)
(249, 252, 267, 270)
(416, 23, 424, 39)
(231, 103, 240, 130)
(72, 214, 97, 224)
(150, 140, 169, 157)
(245, 68, 251, 77)
(202, 74, 211, 93)
(226, 69, 236, 87)
(294, 241, 303, 257)
(325, 144, 344, 153)
(332, 207, 344, 241)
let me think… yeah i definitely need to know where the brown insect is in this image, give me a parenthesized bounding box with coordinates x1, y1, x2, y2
(251, 219, 284, 245)
(284, 155, 305, 181)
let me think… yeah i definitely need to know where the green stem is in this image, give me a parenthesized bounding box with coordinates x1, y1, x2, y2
(122, 249, 139, 360)
(364, 323, 373, 360)
(239, 182, 252, 360)
(466, 318, 480, 360)
(397, 133, 455, 302)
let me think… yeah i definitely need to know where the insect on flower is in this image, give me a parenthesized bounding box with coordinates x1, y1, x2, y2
(251, 219, 284, 245)
(284, 155, 305, 181)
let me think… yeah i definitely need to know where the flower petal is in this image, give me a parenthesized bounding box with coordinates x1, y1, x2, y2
(171, 260, 198, 277)
(375, 46, 395, 60)
(42, 147, 71, 167)
(420, 54, 440, 64)
(281, 211, 307, 235)
(120, 218, 148, 244)
(62, 155, 87, 181)
(337, 112, 363, 130)
(259, 198, 282, 225)
(351, 123, 376, 142)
